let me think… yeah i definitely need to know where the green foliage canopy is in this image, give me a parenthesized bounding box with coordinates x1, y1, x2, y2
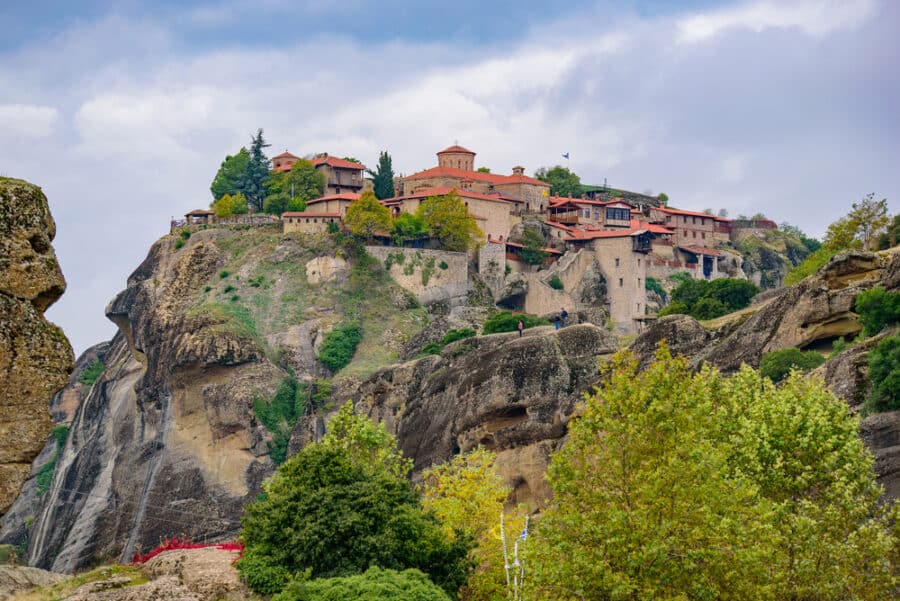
(759, 347, 825, 383)
(660, 277, 759, 319)
(518, 227, 547, 266)
(243, 129, 272, 211)
(77, 359, 104, 386)
(210, 147, 249, 201)
(481, 311, 549, 335)
(417, 190, 484, 252)
(238, 405, 471, 597)
(534, 165, 582, 198)
(867, 335, 900, 412)
(211, 192, 249, 217)
(391, 212, 428, 245)
(530, 347, 896, 600)
(273, 567, 451, 601)
(264, 159, 325, 214)
(345, 191, 391, 240)
(316, 321, 362, 372)
(855, 286, 900, 337)
(367, 151, 395, 200)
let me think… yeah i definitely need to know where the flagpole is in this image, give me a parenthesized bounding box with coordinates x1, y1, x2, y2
(501, 513, 511, 591)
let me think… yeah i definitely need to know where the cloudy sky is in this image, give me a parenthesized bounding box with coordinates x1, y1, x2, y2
(1, 0, 897, 354)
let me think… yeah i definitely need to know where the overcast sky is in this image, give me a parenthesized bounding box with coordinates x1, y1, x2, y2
(1, 0, 897, 355)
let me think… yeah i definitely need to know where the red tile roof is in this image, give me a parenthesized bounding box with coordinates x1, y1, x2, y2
(655, 206, 725, 220)
(437, 145, 475, 155)
(679, 245, 723, 257)
(383, 186, 512, 206)
(564, 219, 669, 241)
(186, 209, 215, 215)
(311, 156, 367, 170)
(273, 151, 300, 159)
(404, 166, 549, 188)
(306, 192, 360, 204)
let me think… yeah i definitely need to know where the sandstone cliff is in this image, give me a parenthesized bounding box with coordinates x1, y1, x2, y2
(0, 178, 74, 519)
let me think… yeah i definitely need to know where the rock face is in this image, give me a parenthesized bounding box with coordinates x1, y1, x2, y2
(0, 177, 74, 519)
(348, 324, 619, 507)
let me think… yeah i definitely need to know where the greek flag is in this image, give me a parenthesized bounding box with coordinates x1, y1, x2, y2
(519, 523, 528, 541)
(561, 152, 569, 159)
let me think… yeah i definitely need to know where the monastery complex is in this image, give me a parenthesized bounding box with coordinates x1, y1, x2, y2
(185, 144, 776, 334)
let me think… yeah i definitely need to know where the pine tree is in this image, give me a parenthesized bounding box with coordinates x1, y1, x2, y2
(368, 151, 395, 200)
(243, 129, 271, 212)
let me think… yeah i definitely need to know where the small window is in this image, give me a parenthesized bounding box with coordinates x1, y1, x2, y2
(702, 232, 706, 239)
(615, 257, 620, 267)
(306, 218, 310, 223)
(637, 258, 641, 266)
(693, 231, 697, 238)
(619, 278, 624, 287)
(637, 303, 641, 311)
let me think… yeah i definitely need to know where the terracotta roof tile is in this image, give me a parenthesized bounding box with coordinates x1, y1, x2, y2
(312, 156, 367, 170)
(282, 212, 342, 218)
(678, 245, 723, 257)
(306, 192, 360, 204)
(437, 144, 475, 155)
(404, 166, 549, 188)
(383, 186, 512, 206)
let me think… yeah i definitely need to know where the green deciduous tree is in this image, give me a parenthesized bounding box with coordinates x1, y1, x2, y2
(534, 166, 582, 198)
(367, 151, 395, 200)
(273, 567, 451, 601)
(238, 404, 471, 597)
(210, 147, 250, 201)
(877, 213, 900, 250)
(850, 193, 890, 250)
(417, 190, 484, 252)
(855, 286, 900, 337)
(518, 227, 547, 266)
(530, 347, 897, 600)
(345, 191, 391, 240)
(264, 159, 325, 214)
(211, 192, 249, 217)
(243, 129, 271, 212)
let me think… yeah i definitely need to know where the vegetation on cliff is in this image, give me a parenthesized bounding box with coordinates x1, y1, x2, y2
(659, 277, 758, 320)
(529, 346, 897, 600)
(238, 403, 471, 597)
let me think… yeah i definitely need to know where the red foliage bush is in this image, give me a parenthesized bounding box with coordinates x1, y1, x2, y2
(131, 536, 244, 564)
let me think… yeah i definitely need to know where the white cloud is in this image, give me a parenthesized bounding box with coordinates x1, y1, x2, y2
(0, 104, 60, 138)
(2, 1, 898, 354)
(677, 0, 877, 43)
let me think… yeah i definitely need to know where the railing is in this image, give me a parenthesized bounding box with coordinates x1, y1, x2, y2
(170, 214, 279, 234)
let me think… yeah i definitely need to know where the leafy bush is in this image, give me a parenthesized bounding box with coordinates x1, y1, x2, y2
(438, 260, 448, 270)
(179, 228, 191, 240)
(174, 238, 185, 249)
(548, 275, 564, 290)
(645, 276, 666, 301)
(316, 321, 363, 371)
(760, 347, 825, 383)
(662, 277, 759, 319)
(78, 359, 104, 386)
(519, 228, 548, 266)
(831, 337, 848, 355)
(203, 285, 212, 293)
(254, 377, 303, 464)
(273, 567, 450, 601)
(35, 426, 68, 496)
(238, 411, 471, 597)
(482, 311, 549, 335)
(219, 270, 230, 279)
(854, 286, 900, 337)
(867, 335, 900, 412)
(224, 285, 235, 293)
(420, 328, 477, 356)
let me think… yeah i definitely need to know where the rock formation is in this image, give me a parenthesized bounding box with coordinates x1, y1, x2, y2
(348, 324, 618, 507)
(0, 177, 74, 518)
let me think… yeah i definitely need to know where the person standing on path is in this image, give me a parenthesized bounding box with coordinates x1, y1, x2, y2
(554, 315, 560, 330)
(561, 308, 568, 327)
(518, 320, 524, 337)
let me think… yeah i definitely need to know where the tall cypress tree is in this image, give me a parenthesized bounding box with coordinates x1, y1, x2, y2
(243, 128, 271, 212)
(367, 150, 395, 200)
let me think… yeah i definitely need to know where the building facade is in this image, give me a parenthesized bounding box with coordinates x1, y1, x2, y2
(272, 151, 367, 196)
(398, 145, 550, 213)
(282, 212, 341, 234)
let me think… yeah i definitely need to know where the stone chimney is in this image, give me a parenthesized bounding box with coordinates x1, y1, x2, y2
(512, 165, 525, 175)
